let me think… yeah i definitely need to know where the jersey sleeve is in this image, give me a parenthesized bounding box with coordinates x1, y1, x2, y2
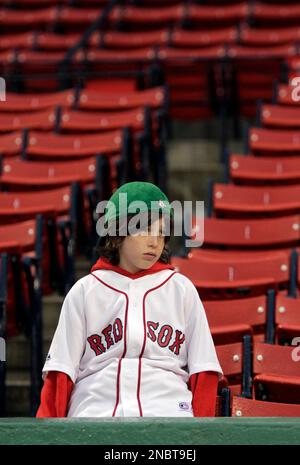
(42, 279, 86, 383)
(184, 277, 223, 377)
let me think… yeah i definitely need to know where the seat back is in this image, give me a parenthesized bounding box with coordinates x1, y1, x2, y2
(232, 396, 300, 417)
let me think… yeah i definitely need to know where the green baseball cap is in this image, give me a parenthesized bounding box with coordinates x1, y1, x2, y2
(104, 181, 173, 227)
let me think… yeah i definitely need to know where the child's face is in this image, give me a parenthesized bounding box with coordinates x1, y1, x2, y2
(118, 216, 166, 273)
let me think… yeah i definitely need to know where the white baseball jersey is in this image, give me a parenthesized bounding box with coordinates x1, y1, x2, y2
(43, 268, 223, 417)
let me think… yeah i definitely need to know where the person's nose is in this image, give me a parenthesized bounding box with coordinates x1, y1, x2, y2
(148, 234, 159, 248)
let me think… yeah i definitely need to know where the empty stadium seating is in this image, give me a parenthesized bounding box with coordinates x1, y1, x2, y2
(2, 0, 300, 423)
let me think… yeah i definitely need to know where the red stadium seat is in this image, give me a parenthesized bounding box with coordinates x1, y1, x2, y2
(109, 4, 183, 28)
(75, 47, 156, 76)
(252, 342, 300, 403)
(94, 29, 169, 49)
(201, 215, 300, 249)
(24, 129, 123, 160)
(157, 45, 226, 60)
(0, 156, 98, 189)
(232, 396, 300, 417)
(171, 250, 291, 299)
(0, 6, 56, 31)
(0, 31, 34, 50)
(59, 107, 146, 133)
(75, 87, 166, 111)
(228, 44, 296, 59)
(250, 127, 300, 156)
(188, 3, 249, 26)
(275, 295, 300, 345)
(239, 25, 300, 47)
(0, 132, 25, 156)
(1, 90, 73, 112)
(260, 104, 300, 129)
(35, 32, 80, 51)
(204, 295, 267, 345)
(0, 185, 72, 222)
(252, 3, 300, 26)
(229, 154, 300, 185)
(171, 27, 237, 48)
(213, 182, 300, 218)
(0, 109, 55, 133)
(58, 7, 100, 27)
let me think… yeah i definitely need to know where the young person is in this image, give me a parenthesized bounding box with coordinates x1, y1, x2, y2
(37, 181, 222, 417)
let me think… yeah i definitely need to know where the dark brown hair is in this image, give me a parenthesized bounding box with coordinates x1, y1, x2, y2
(96, 212, 173, 265)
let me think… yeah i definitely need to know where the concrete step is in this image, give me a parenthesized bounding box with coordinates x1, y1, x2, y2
(168, 140, 222, 167)
(6, 334, 53, 371)
(42, 293, 64, 332)
(5, 370, 31, 416)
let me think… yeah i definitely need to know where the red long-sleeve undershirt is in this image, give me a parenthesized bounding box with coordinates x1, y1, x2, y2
(36, 370, 219, 418)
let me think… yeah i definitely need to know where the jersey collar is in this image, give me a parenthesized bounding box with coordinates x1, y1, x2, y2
(91, 257, 174, 280)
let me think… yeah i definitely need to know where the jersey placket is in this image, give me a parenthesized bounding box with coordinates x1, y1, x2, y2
(118, 280, 146, 416)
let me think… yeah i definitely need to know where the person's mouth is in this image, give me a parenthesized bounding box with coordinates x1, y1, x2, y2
(143, 252, 156, 259)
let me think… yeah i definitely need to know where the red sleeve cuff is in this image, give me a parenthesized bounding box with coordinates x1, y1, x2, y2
(36, 371, 74, 418)
(190, 371, 219, 417)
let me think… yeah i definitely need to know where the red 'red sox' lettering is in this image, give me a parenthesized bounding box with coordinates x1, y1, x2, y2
(147, 321, 185, 355)
(87, 318, 123, 356)
(88, 319, 185, 356)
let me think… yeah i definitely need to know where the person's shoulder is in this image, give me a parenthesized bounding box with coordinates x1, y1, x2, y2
(172, 271, 193, 285)
(66, 272, 99, 297)
(171, 271, 196, 292)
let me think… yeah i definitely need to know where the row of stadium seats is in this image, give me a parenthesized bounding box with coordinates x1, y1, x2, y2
(7, 2, 300, 31)
(0, 86, 166, 111)
(103, 3, 300, 29)
(4, 25, 300, 52)
(0, 6, 103, 32)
